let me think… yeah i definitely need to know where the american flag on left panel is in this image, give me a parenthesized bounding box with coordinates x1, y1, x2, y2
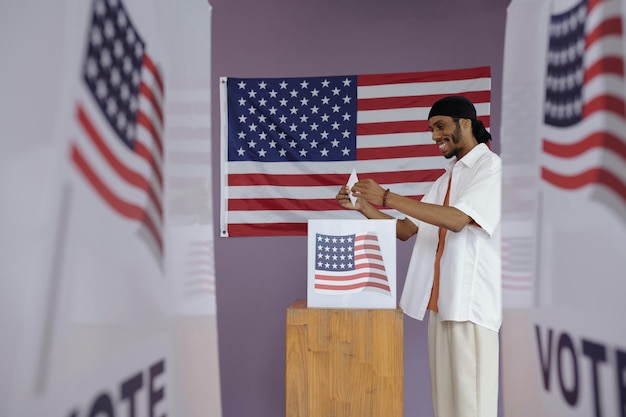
(70, 0, 165, 260)
(314, 232, 391, 295)
(542, 0, 626, 214)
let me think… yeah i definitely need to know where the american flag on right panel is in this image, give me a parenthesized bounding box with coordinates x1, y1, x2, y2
(541, 0, 626, 217)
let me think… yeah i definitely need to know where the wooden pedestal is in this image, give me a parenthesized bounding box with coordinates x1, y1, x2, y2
(285, 299, 403, 417)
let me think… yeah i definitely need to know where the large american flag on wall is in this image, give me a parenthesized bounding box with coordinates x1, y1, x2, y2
(220, 66, 491, 237)
(541, 0, 626, 215)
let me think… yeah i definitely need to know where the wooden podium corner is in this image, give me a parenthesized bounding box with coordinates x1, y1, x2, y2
(286, 299, 403, 417)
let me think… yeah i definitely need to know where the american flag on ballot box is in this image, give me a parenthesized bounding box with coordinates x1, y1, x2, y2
(314, 232, 390, 295)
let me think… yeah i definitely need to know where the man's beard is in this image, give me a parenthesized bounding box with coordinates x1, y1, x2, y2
(443, 122, 463, 159)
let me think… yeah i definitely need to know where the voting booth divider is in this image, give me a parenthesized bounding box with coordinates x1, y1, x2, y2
(285, 219, 403, 417)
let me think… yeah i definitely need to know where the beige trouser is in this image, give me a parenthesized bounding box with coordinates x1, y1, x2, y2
(428, 312, 499, 417)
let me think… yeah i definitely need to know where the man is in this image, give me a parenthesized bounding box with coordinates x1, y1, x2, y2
(336, 95, 501, 417)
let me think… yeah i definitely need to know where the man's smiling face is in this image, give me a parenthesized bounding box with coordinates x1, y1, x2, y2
(428, 115, 475, 160)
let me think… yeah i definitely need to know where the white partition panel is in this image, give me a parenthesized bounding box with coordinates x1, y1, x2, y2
(0, 1, 221, 416)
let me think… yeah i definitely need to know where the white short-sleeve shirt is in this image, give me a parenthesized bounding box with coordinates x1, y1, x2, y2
(399, 143, 502, 332)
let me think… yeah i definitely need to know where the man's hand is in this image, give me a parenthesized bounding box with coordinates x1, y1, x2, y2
(336, 185, 360, 210)
(351, 179, 386, 206)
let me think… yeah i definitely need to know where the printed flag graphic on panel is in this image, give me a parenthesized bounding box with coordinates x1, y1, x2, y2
(542, 0, 626, 218)
(70, 0, 165, 261)
(314, 232, 390, 295)
(220, 67, 491, 237)
(185, 240, 216, 297)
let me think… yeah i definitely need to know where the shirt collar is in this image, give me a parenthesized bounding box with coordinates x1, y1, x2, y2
(446, 143, 489, 172)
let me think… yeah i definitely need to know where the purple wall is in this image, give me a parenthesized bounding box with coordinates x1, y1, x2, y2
(210, 1, 510, 416)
